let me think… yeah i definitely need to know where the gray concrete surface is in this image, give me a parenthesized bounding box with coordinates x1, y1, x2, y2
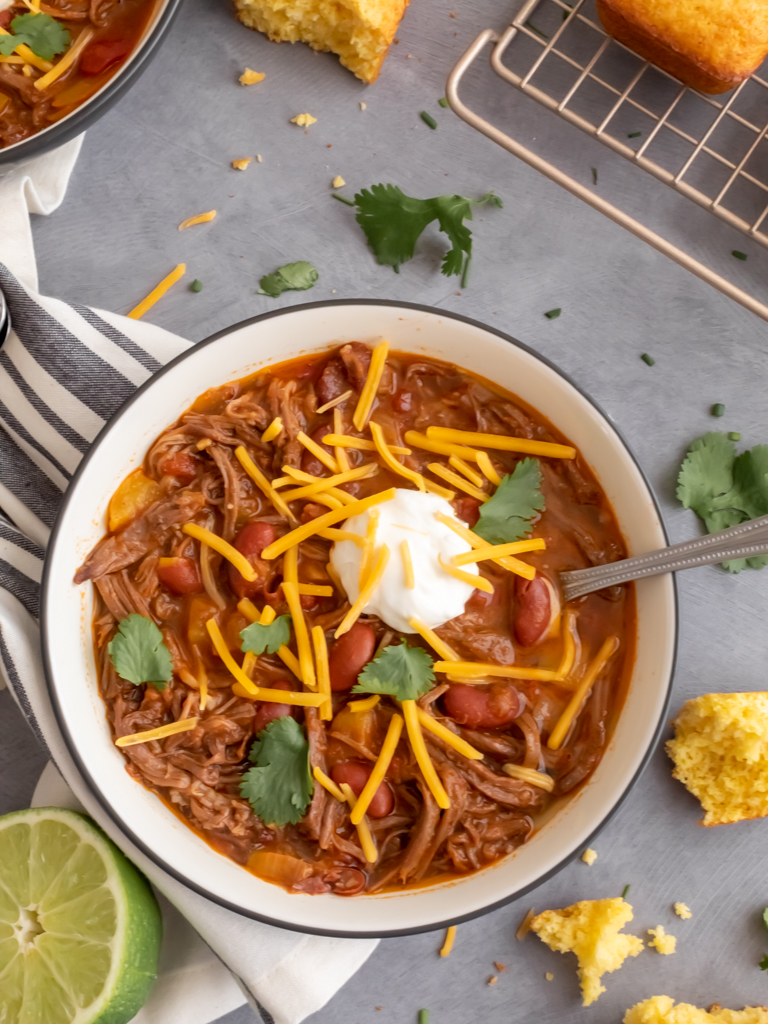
(6, 0, 768, 1018)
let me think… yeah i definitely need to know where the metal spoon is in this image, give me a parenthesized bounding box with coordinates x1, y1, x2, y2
(560, 513, 768, 601)
(0, 286, 9, 350)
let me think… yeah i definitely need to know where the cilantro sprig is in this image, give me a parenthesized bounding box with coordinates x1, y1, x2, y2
(0, 12, 70, 60)
(474, 459, 545, 545)
(258, 261, 318, 297)
(677, 432, 768, 572)
(240, 615, 291, 655)
(108, 615, 173, 690)
(353, 642, 435, 702)
(339, 184, 502, 280)
(240, 717, 313, 826)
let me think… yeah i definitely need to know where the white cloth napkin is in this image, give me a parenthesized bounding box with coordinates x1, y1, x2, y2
(0, 140, 377, 1024)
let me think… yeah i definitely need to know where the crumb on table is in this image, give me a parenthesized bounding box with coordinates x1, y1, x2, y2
(582, 848, 598, 866)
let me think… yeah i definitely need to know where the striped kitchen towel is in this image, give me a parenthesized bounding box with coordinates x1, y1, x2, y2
(0, 142, 377, 1024)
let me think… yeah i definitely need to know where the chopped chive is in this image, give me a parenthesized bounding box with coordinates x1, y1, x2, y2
(544, 308, 562, 319)
(438, 97, 449, 108)
(711, 402, 725, 417)
(732, 250, 748, 260)
(728, 431, 741, 441)
(332, 193, 356, 207)
(418, 1012, 429, 1024)
(461, 255, 471, 289)
(591, 167, 598, 185)
(641, 352, 655, 366)
(628, 131, 642, 138)
(525, 20, 549, 39)
(420, 111, 438, 129)
(190, 279, 203, 293)
(621, 884, 631, 899)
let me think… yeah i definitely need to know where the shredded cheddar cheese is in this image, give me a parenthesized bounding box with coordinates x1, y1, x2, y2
(238, 598, 303, 680)
(316, 390, 353, 415)
(335, 543, 390, 638)
(349, 695, 380, 713)
(425, 427, 577, 460)
(261, 489, 397, 560)
(350, 713, 403, 823)
(453, 538, 546, 564)
(0, 28, 52, 72)
(306, 493, 344, 511)
(277, 646, 303, 680)
(401, 539, 415, 589)
(339, 783, 377, 863)
(178, 210, 217, 231)
(183, 523, 256, 581)
(324, 434, 411, 455)
(259, 604, 276, 625)
(428, 463, 487, 502)
(232, 682, 325, 706)
(313, 766, 345, 802)
(116, 717, 199, 747)
(332, 407, 350, 472)
(476, 451, 501, 485)
(319, 528, 365, 547)
(402, 699, 450, 809)
(370, 421, 425, 491)
(237, 598, 260, 621)
(234, 445, 296, 522)
(296, 584, 333, 597)
(312, 626, 333, 720)
(241, 651, 257, 678)
(434, 512, 536, 579)
(408, 617, 459, 662)
(548, 636, 620, 750)
(404, 430, 479, 462)
(261, 417, 282, 443)
(127, 263, 185, 320)
(280, 463, 378, 502)
(297, 430, 340, 474)
(423, 479, 456, 501)
(353, 340, 389, 430)
(358, 508, 380, 590)
(34, 26, 92, 89)
(239, 68, 265, 84)
(448, 456, 484, 488)
(503, 763, 555, 792)
(438, 554, 493, 594)
(282, 581, 317, 689)
(415, 707, 483, 760)
(283, 544, 298, 586)
(440, 926, 457, 958)
(557, 610, 578, 681)
(435, 661, 563, 682)
(206, 618, 258, 695)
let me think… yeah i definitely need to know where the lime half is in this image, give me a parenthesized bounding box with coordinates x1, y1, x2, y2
(0, 807, 162, 1024)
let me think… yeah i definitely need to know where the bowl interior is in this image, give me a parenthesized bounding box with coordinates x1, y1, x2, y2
(43, 302, 676, 936)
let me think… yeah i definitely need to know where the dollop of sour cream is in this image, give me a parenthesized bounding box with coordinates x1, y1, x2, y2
(330, 488, 479, 634)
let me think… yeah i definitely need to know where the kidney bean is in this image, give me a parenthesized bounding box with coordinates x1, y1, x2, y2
(443, 683, 520, 730)
(331, 761, 394, 818)
(301, 503, 328, 523)
(157, 556, 203, 596)
(453, 496, 481, 528)
(392, 389, 413, 413)
(0, 9, 12, 26)
(328, 622, 376, 691)
(253, 680, 298, 733)
(300, 594, 319, 611)
(513, 575, 553, 647)
(301, 424, 335, 476)
(160, 451, 199, 483)
(326, 867, 367, 896)
(80, 38, 131, 76)
(316, 358, 349, 407)
(228, 521, 276, 599)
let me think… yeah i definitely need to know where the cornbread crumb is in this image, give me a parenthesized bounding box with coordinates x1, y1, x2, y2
(232, 158, 253, 170)
(624, 996, 768, 1023)
(487, 975, 497, 986)
(647, 926, 676, 955)
(582, 847, 598, 866)
(233, 0, 408, 83)
(291, 113, 317, 126)
(674, 902, 692, 920)
(332, 175, 346, 187)
(666, 692, 768, 825)
(360, 101, 367, 109)
(531, 898, 643, 1006)
(494, 962, 506, 972)
(239, 68, 265, 85)
(257, 154, 263, 162)
(545, 972, 554, 981)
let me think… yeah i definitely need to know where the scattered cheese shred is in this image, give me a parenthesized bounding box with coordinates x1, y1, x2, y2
(128, 263, 186, 320)
(408, 617, 459, 662)
(438, 554, 493, 593)
(503, 763, 555, 792)
(351, 713, 403, 823)
(260, 604, 276, 625)
(403, 699, 450, 809)
(340, 782, 378, 862)
(238, 598, 302, 679)
(428, 462, 487, 502)
(548, 636, 620, 750)
(324, 433, 411, 455)
(332, 175, 346, 187)
(232, 682, 325, 706)
(237, 598, 260, 621)
(401, 539, 415, 589)
(312, 625, 333, 720)
(200, 542, 227, 609)
(425, 426, 576, 460)
(416, 707, 483, 760)
(206, 618, 258, 695)
(116, 717, 199, 747)
(453, 538, 545, 565)
(261, 489, 396, 560)
(280, 463, 378, 503)
(404, 430, 479, 462)
(359, 508, 380, 590)
(178, 210, 217, 231)
(582, 848, 598, 866)
(516, 908, 535, 941)
(335, 543, 390, 638)
(316, 391, 353, 415)
(674, 902, 692, 920)
(348, 694, 380, 713)
(370, 421, 425, 491)
(296, 584, 333, 597)
(241, 650, 257, 678)
(319, 528, 365, 547)
(310, 493, 344, 511)
(282, 581, 316, 689)
(434, 511, 536, 579)
(0, 28, 52, 72)
(232, 158, 252, 171)
(435, 660, 563, 682)
(278, 646, 303, 680)
(290, 113, 317, 126)
(476, 451, 501, 485)
(353, 340, 389, 430)
(239, 68, 265, 84)
(448, 455, 484, 488)
(261, 417, 282, 443)
(439, 926, 457, 958)
(194, 649, 208, 711)
(234, 445, 297, 523)
(183, 523, 256, 581)
(557, 610, 579, 682)
(34, 26, 92, 89)
(332, 407, 350, 472)
(313, 765, 345, 802)
(297, 430, 340, 474)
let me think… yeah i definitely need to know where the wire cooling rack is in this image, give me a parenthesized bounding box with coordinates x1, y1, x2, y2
(446, 0, 768, 321)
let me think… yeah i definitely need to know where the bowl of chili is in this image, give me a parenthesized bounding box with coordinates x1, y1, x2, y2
(42, 300, 677, 936)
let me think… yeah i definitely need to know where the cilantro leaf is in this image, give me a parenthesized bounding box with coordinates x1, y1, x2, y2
(352, 184, 502, 278)
(763, 907, 768, 931)
(258, 261, 318, 297)
(353, 642, 434, 701)
(474, 458, 545, 544)
(108, 615, 173, 690)
(240, 615, 291, 655)
(0, 12, 70, 60)
(240, 717, 313, 826)
(677, 433, 768, 572)
(760, 954, 768, 972)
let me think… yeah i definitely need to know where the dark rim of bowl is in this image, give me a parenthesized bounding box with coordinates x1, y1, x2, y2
(41, 298, 679, 938)
(0, 0, 185, 166)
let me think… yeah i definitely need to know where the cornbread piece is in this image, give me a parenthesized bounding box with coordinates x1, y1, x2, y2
(530, 898, 643, 1006)
(624, 996, 768, 1023)
(582, 847, 598, 866)
(647, 925, 676, 954)
(596, 0, 768, 94)
(674, 902, 692, 919)
(233, 0, 409, 83)
(666, 692, 768, 825)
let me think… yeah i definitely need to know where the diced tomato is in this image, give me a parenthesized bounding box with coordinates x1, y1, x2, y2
(157, 557, 203, 596)
(80, 38, 131, 77)
(160, 451, 199, 483)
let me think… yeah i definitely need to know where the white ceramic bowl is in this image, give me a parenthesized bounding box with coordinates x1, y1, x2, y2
(42, 301, 677, 937)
